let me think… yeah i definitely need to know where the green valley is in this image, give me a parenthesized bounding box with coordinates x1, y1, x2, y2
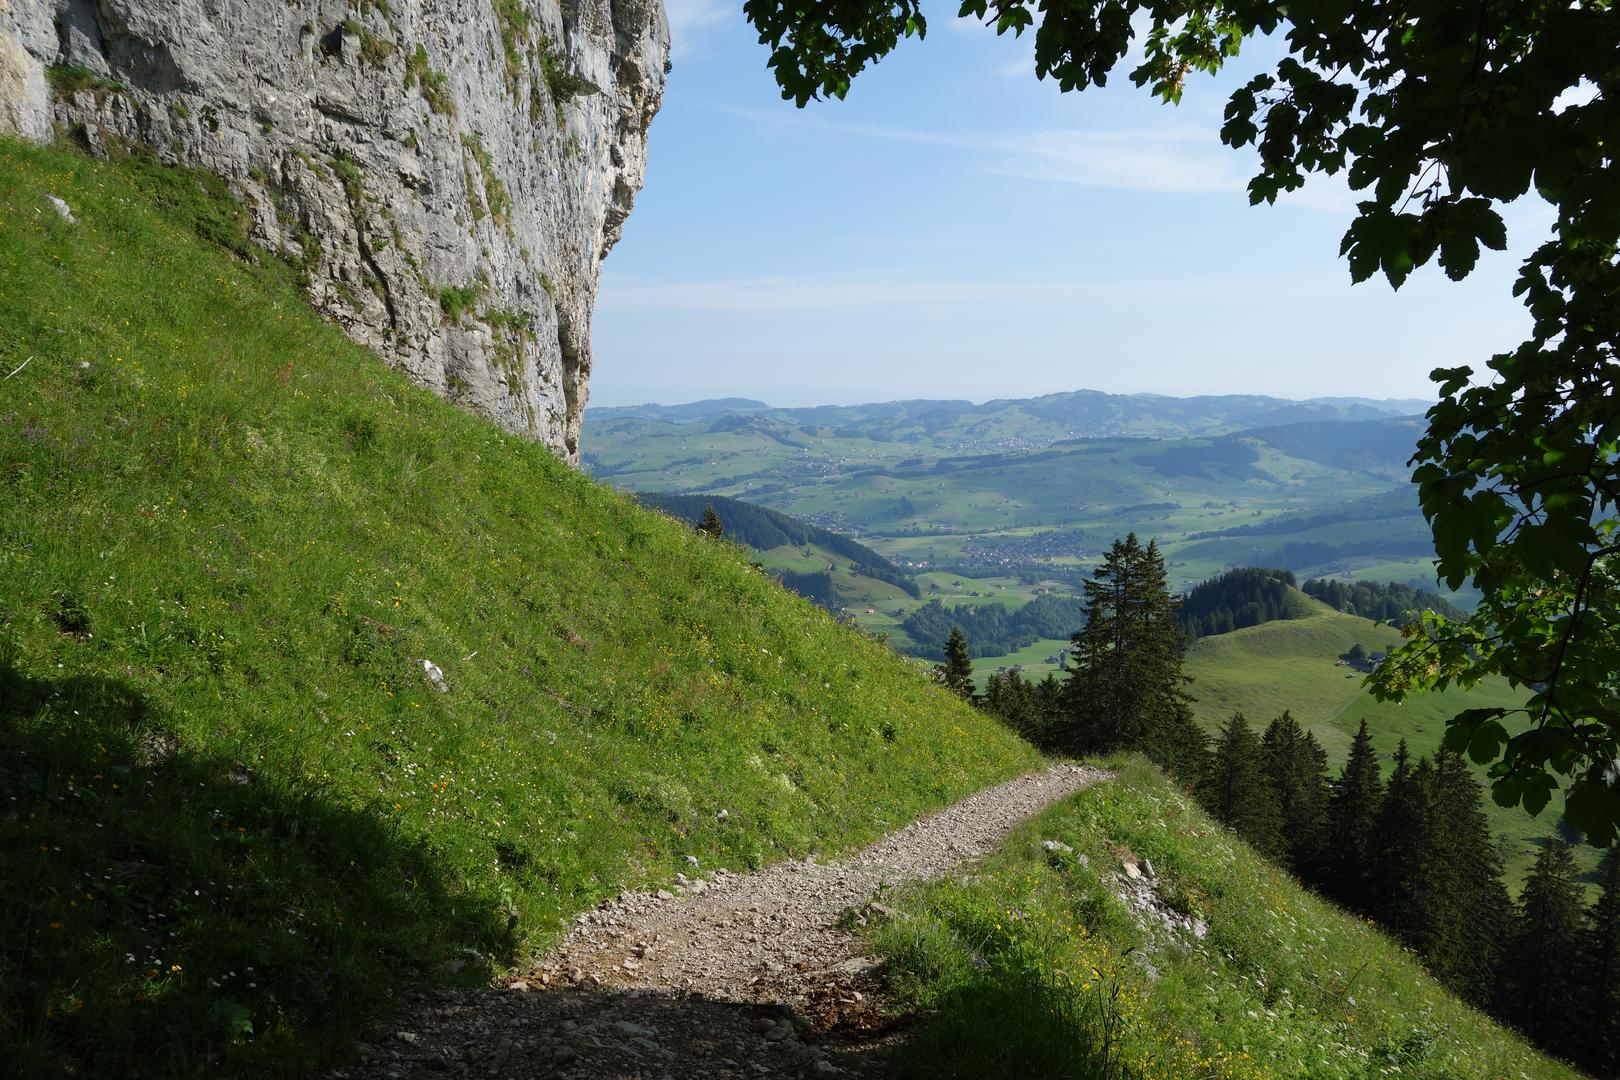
(583, 399, 1444, 596)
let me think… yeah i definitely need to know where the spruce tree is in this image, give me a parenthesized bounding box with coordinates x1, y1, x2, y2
(1260, 711, 1330, 876)
(984, 670, 1042, 740)
(1323, 720, 1382, 913)
(1059, 534, 1201, 778)
(936, 627, 975, 703)
(1033, 673, 1063, 730)
(1499, 840, 1586, 1050)
(1202, 712, 1284, 860)
(1369, 744, 1443, 961)
(1583, 848, 1620, 1074)
(1424, 749, 1512, 1006)
(698, 504, 724, 538)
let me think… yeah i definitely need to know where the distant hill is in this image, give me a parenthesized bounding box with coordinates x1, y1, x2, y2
(1244, 416, 1425, 471)
(589, 398, 771, 422)
(587, 389, 1429, 451)
(634, 493, 921, 606)
(1302, 577, 1466, 625)
(1175, 485, 1438, 581)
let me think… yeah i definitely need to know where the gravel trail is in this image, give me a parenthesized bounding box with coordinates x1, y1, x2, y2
(335, 762, 1109, 1080)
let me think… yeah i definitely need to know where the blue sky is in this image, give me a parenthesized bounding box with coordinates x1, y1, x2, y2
(588, 1, 1549, 408)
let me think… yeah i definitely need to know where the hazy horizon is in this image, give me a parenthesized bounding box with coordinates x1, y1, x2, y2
(584, 386, 1436, 412)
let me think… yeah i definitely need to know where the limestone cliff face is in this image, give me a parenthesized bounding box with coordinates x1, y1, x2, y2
(0, 0, 668, 459)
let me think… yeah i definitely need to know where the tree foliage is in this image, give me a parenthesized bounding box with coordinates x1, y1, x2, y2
(902, 593, 1084, 659)
(1585, 849, 1620, 1075)
(983, 669, 1063, 744)
(936, 626, 976, 702)
(1260, 711, 1329, 875)
(1324, 720, 1382, 914)
(1059, 534, 1206, 779)
(1499, 840, 1587, 1049)
(1202, 712, 1284, 859)
(1179, 567, 1304, 639)
(744, 0, 1620, 841)
(1301, 578, 1466, 627)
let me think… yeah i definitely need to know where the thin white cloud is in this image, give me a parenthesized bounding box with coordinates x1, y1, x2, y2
(664, 0, 731, 58)
(989, 128, 1244, 194)
(703, 103, 1352, 209)
(597, 270, 1349, 312)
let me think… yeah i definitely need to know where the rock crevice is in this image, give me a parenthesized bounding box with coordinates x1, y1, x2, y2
(1, 0, 669, 459)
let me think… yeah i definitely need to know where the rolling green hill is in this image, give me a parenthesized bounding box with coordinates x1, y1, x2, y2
(1183, 593, 1587, 887)
(587, 391, 1427, 451)
(0, 139, 1039, 1076)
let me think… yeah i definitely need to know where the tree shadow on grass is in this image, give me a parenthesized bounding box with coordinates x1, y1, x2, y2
(0, 664, 514, 1078)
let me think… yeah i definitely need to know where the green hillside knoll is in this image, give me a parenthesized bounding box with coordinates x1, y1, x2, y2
(1185, 600, 1404, 747)
(969, 636, 1072, 685)
(1184, 596, 1585, 886)
(0, 140, 1038, 1076)
(751, 544, 915, 609)
(869, 758, 1578, 1079)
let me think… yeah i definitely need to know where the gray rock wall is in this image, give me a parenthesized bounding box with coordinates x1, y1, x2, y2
(0, 0, 668, 459)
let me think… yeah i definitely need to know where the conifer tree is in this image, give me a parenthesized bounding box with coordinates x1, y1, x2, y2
(1424, 749, 1512, 1006)
(1323, 720, 1382, 913)
(984, 670, 1043, 740)
(1060, 534, 1202, 778)
(1499, 840, 1586, 1049)
(1034, 673, 1063, 727)
(1370, 745, 1444, 960)
(1260, 711, 1330, 875)
(1582, 848, 1620, 1074)
(1202, 712, 1284, 860)
(936, 627, 975, 703)
(698, 504, 724, 538)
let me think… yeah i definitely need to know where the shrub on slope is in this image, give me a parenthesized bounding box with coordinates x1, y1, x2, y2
(0, 140, 1038, 1076)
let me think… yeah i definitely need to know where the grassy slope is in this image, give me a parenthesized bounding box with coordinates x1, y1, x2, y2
(750, 542, 915, 609)
(0, 140, 1039, 1076)
(1184, 599, 1405, 754)
(1183, 595, 1584, 887)
(868, 758, 1579, 1080)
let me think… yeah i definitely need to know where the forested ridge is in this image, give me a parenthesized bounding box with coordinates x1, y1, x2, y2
(901, 593, 1086, 660)
(635, 492, 921, 601)
(1303, 578, 1467, 626)
(1177, 567, 1308, 638)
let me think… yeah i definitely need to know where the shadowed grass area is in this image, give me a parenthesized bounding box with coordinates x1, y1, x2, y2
(867, 758, 1580, 1080)
(0, 138, 1039, 1075)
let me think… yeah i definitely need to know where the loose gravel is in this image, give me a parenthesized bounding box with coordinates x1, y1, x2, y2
(333, 763, 1109, 1080)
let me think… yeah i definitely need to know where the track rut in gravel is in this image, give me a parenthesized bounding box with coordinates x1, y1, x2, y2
(334, 762, 1109, 1080)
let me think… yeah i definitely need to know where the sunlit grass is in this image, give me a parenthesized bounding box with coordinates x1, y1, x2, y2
(0, 138, 1039, 1076)
(868, 758, 1580, 1080)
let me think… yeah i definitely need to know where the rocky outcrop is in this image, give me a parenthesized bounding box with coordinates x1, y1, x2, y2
(0, 0, 668, 459)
